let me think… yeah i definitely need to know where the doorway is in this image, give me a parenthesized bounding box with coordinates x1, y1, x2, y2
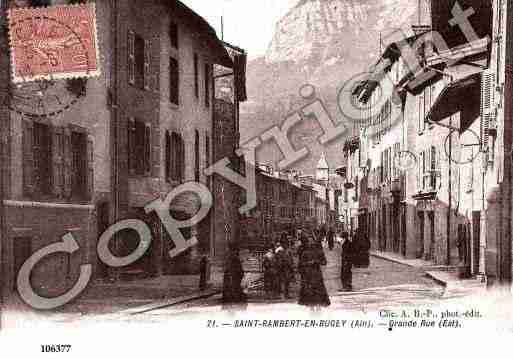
(417, 212, 424, 259)
(381, 205, 387, 251)
(13, 237, 32, 291)
(428, 211, 435, 261)
(401, 204, 407, 257)
(472, 211, 481, 275)
(96, 202, 110, 279)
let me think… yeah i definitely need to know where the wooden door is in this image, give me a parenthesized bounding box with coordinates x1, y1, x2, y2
(13, 237, 32, 291)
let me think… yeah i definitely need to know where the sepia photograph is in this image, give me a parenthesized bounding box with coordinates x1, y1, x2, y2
(0, 0, 513, 357)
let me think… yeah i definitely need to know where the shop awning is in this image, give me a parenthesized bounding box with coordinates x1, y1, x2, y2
(426, 72, 481, 132)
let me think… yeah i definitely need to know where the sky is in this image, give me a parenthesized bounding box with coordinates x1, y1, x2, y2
(181, 0, 299, 59)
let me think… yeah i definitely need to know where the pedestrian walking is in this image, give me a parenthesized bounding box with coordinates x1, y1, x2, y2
(340, 229, 355, 292)
(275, 242, 294, 299)
(263, 245, 277, 299)
(222, 242, 247, 305)
(327, 227, 335, 251)
(298, 234, 330, 308)
(342, 229, 349, 243)
(352, 227, 371, 269)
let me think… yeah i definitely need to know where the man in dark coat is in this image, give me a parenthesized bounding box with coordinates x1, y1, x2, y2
(275, 242, 294, 299)
(222, 243, 247, 304)
(353, 227, 371, 268)
(340, 230, 355, 292)
(262, 245, 277, 299)
(327, 227, 335, 251)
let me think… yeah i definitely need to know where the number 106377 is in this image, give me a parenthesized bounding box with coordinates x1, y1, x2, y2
(41, 345, 72, 353)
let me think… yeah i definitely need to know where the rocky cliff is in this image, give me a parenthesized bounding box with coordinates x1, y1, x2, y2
(241, 0, 424, 171)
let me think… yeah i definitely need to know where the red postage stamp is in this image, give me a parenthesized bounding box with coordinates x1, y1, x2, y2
(7, 3, 100, 83)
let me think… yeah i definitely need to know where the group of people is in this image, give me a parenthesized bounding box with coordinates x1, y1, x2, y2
(262, 237, 295, 299)
(222, 226, 370, 309)
(262, 228, 333, 307)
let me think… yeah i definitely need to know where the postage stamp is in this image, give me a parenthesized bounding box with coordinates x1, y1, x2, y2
(7, 3, 100, 83)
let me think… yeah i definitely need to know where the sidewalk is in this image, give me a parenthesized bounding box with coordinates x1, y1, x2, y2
(69, 250, 262, 315)
(43, 273, 222, 315)
(371, 251, 487, 298)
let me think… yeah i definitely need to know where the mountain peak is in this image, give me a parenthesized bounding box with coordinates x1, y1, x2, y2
(266, 0, 418, 64)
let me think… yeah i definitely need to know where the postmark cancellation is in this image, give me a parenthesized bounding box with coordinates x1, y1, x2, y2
(7, 3, 100, 83)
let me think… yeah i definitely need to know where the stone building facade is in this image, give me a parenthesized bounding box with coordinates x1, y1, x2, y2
(353, 0, 499, 273)
(0, 0, 237, 295)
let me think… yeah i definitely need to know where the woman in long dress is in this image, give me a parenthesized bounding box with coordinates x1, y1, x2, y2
(298, 234, 330, 308)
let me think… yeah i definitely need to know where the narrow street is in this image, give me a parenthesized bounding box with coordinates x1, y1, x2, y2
(2, 244, 490, 328)
(106, 246, 446, 322)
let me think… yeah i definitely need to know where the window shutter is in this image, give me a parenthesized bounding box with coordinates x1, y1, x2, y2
(177, 133, 182, 181)
(144, 124, 151, 175)
(417, 152, 423, 192)
(144, 39, 151, 91)
(380, 151, 384, 183)
(205, 63, 211, 107)
(86, 135, 94, 200)
(63, 127, 73, 199)
(169, 57, 179, 105)
(388, 147, 392, 181)
(180, 136, 185, 182)
(194, 54, 199, 98)
(165, 131, 171, 182)
(480, 70, 496, 151)
(22, 120, 34, 197)
(385, 148, 390, 182)
(128, 30, 135, 85)
(52, 126, 64, 198)
(128, 118, 136, 175)
(170, 132, 177, 181)
(194, 130, 200, 182)
(152, 37, 160, 94)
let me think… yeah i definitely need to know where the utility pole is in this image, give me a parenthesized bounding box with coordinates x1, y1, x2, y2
(447, 117, 452, 266)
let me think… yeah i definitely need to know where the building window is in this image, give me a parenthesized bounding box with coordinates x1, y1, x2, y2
(169, 57, 179, 105)
(23, 122, 93, 200)
(429, 146, 437, 190)
(71, 131, 87, 198)
(128, 118, 151, 176)
(133, 33, 145, 89)
(193, 53, 199, 99)
(144, 39, 151, 91)
(128, 31, 135, 85)
(127, 31, 150, 90)
(194, 130, 200, 182)
(204, 63, 211, 107)
(33, 122, 52, 195)
(205, 135, 211, 188)
(170, 132, 185, 182)
(421, 150, 426, 190)
(169, 22, 178, 49)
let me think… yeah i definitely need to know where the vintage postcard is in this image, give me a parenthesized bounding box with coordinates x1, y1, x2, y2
(0, 0, 513, 357)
